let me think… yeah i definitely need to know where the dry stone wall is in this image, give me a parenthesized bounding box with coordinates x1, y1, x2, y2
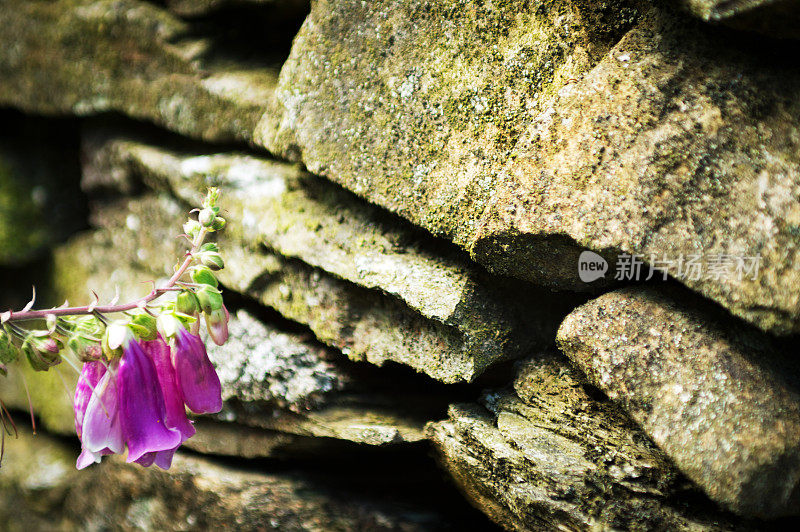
(1, 0, 800, 529)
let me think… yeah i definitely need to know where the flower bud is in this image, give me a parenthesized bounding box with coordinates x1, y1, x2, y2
(198, 208, 216, 227)
(195, 285, 223, 313)
(0, 329, 18, 365)
(203, 187, 220, 208)
(211, 217, 226, 231)
(200, 242, 219, 253)
(176, 291, 200, 316)
(130, 313, 158, 341)
(191, 266, 218, 288)
(205, 304, 229, 346)
(201, 252, 224, 271)
(183, 220, 202, 239)
(23, 336, 61, 371)
(157, 313, 182, 340)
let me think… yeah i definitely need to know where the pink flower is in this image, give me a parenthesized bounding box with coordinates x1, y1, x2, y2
(173, 326, 222, 415)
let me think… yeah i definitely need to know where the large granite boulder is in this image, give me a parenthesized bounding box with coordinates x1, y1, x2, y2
(557, 286, 800, 518)
(261, 0, 800, 335)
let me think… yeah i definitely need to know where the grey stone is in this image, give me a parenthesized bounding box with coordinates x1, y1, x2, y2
(427, 351, 740, 531)
(557, 286, 800, 518)
(0, 431, 456, 531)
(0, 0, 276, 144)
(678, 0, 800, 38)
(261, 0, 800, 334)
(81, 132, 566, 382)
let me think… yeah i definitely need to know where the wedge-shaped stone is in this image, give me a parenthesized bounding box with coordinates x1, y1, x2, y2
(427, 352, 739, 530)
(262, 0, 800, 334)
(82, 133, 566, 382)
(678, 0, 800, 38)
(0, 431, 460, 531)
(557, 286, 800, 518)
(0, 0, 275, 143)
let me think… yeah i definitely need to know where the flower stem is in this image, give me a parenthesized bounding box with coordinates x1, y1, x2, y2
(4, 229, 208, 323)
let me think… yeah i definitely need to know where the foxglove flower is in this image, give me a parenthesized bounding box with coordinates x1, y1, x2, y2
(135, 337, 197, 469)
(173, 326, 222, 414)
(117, 339, 181, 463)
(78, 362, 124, 469)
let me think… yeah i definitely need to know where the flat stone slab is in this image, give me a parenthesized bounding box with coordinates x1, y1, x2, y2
(261, 0, 800, 334)
(557, 286, 800, 517)
(427, 351, 741, 530)
(0, 0, 276, 144)
(82, 132, 567, 382)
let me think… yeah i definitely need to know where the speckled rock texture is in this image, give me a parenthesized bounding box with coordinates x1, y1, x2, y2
(677, 0, 800, 38)
(262, 0, 800, 335)
(80, 131, 569, 382)
(0, 0, 278, 143)
(557, 286, 800, 518)
(427, 351, 741, 531)
(0, 431, 471, 531)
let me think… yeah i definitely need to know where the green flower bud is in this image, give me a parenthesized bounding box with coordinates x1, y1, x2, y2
(0, 329, 18, 365)
(130, 312, 158, 341)
(23, 336, 60, 371)
(211, 216, 226, 231)
(203, 187, 221, 208)
(201, 252, 224, 271)
(176, 291, 200, 315)
(196, 285, 223, 313)
(191, 266, 218, 288)
(183, 220, 202, 238)
(198, 208, 216, 227)
(200, 242, 219, 253)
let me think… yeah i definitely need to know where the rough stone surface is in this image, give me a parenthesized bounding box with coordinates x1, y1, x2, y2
(261, 0, 800, 334)
(82, 133, 565, 382)
(0, 431, 463, 531)
(678, 0, 800, 38)
(557, 286, 800, 518)
(0, 116, 85, 265)
(427, 351, 741, 531)
(0, 0, 276, 144)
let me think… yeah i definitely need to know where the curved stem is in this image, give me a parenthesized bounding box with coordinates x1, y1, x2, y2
(6, 229, 207, 322)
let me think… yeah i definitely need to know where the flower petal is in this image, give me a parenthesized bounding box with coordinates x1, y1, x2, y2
(143, 338, 196, 441)
(74, 360, 106, 438)
(173, 328, 222, 414)
(118, 340, 181, 463)
(154, 447, 177, 470)
(82, 368, 124, 455)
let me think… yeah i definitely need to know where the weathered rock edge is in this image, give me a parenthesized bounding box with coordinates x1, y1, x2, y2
(427, 352, 742, 531)
(557, 286, 800, 518)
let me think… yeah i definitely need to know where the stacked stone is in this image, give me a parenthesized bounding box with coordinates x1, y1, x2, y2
(1, 0, 799, 529)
